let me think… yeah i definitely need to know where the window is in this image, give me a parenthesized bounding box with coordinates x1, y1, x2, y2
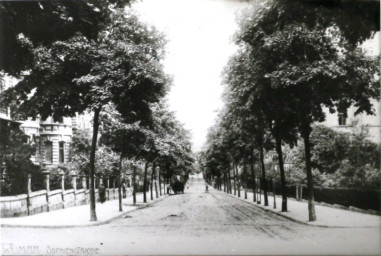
(59, 141, 65, 163)
(45, 141, 53, 163)
(338, 113, 347, 126)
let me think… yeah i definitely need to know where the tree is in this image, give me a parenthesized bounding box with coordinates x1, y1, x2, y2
(66, 129, 92, 176)
(234, 1, 379, 221)
(237, 0, 379, 50)
(223, 50, 285, 208)
(0, 0, 132, 76)
(146, 102, 194, 197)
(100, 104, 151, 209)
(3, 10, 168, 221)
(0, 122, 43, 195)
(290, 124, 381, 188)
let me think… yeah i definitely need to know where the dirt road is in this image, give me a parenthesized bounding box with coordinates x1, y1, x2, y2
(111, 178, 303, 240)
(2, 177, 380, 255)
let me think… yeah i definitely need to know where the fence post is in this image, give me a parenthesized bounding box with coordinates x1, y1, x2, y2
(70, 171, 77, 206)
(27, 173, 32, 216)
(296, 185, 299, 201)
(42, 169, 50, 212)
(71, 172, 77, 191)
(60, 171, 65, 209)
(82, 175, 87, 190)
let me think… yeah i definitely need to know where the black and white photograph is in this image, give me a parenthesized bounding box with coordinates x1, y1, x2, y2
(0, 0, 380, 255)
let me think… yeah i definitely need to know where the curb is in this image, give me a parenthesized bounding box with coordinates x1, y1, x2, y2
(1, 195, 168, 229)
(217, 189, 378, 229)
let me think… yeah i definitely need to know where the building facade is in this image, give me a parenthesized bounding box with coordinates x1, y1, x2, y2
(1, 75, 93, 169)
(321, 99, 381, 144)
(20, 117, 73, 167)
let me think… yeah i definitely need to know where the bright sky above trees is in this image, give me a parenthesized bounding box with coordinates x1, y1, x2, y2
(133, 0, 251, 152)
(133, 0, 379, 152)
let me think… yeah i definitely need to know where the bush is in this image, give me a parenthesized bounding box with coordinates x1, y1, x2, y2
(48, 165, 74, 190)
(1, 159, 44, 196)
(0, 124, 44, 196)
(286, 125, 380, 189)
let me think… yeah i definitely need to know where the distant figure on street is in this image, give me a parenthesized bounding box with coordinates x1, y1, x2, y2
(122, 183, 126, 198)
(99, 183, 106, 203)
(205, 184, 208, 193)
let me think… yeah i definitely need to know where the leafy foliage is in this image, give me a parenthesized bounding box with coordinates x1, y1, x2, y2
(2, 7, 169, 220)
(0, 0, 133, 76)
(0, 123, 43, 195)
(202, 0, 379, 220)
(288, 125, 380, 188)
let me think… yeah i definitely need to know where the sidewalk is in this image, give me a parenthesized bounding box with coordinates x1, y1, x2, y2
(221, 188, 381, 228)
(0, 192, 167, 228)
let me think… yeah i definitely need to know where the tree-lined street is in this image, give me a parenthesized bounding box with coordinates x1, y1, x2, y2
(0, 0, 380, 255)
(2, 176, 380, 255)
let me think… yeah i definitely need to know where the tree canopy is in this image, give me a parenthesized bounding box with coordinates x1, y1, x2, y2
(0, 0, 133, 76)
(201, 0, 379, 221)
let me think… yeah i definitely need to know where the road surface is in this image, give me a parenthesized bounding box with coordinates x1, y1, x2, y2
(2, 177, 380, 255)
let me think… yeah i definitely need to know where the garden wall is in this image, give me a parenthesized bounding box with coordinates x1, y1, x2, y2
(0, 187, 132, 218)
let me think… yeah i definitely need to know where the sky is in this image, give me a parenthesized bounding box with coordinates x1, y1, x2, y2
(132, 0, 380, 153)
(133, 0, 252, 152)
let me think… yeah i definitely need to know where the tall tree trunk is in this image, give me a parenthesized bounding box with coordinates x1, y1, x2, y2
(159, 165, 162, 196)
(143, 162, 148, 203)
(163, 174, 166, 195)
(275, 134, 287, 212)
(89, 106, 101, 221)
(133, 165, 137, 205)
(230, 168, 233, 194)
(154, 163, 158, 198)
(244, 156, 248, 199)
(235, 163, 241, 197)
(232, 163, 236, 195)
(226, 169, 229, 193)
(257, 178, 261, 204)
(225, 169, 229, 194)
(150, 162, 155, 200)
(272, 178, 277, 209)
(302, 125, 316, 221)
(227, 168, 231, 194)
(250, 148, 256, 202)
(259, 144, 268, 206)
(223, 170, 227, 193)
(118, 154, 123, 212)
(223, 169, 228, 193)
